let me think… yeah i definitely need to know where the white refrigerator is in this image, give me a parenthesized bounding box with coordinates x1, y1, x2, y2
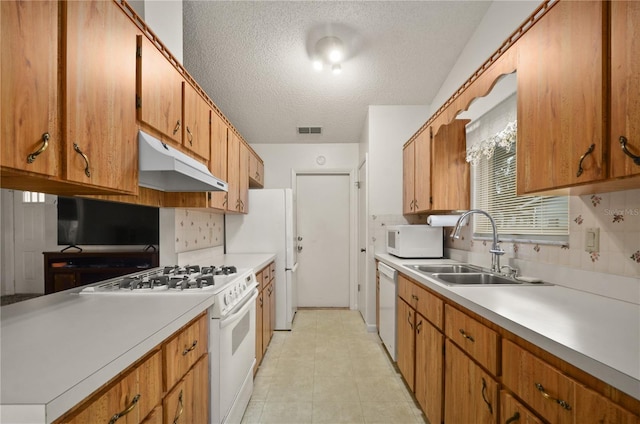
(225, 188, 298, 330)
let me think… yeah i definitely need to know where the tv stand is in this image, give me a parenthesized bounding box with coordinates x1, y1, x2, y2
(44, 251, 159, 294)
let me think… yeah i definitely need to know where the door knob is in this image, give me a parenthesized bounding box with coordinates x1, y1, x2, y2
(297, 245, 303, 252)
(360, 248, 366, 252)
(297, 236, 303, 241)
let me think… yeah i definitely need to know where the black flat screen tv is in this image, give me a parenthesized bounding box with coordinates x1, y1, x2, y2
(57, 197, 160, 246)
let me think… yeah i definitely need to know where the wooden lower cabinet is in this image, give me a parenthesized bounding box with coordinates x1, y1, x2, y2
(444, 339, 498, 424)
(396, 297, 415, 391)
(414, 313, 443, 424)
(255, 288, 264, 374)
(574, 384, 640, 424)
(500, 391, 544, 424)
(255, 261, 276, 374)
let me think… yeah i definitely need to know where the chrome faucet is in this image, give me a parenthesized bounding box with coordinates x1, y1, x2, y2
(451, 209, 505, 273)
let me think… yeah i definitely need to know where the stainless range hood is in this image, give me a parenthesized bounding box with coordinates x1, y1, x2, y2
(138, 130, 228, 192)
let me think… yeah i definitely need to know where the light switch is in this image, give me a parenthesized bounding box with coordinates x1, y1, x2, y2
(584, 227, 600, 253)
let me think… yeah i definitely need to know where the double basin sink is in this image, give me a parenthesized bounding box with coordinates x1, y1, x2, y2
(405, 264, 551, 287)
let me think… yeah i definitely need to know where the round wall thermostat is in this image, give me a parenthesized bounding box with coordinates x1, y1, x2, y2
(316, 155, 326, 165)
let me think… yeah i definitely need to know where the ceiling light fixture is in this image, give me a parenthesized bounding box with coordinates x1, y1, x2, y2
(313, 36, 345, 75)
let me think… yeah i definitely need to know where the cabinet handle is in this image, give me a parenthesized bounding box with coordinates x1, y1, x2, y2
(534, 382, 571, 410)
(73, 143, 91, 177)
(260, 296, 263, 306)
(186, 126, 193, 145)
(182, 340, 198, 356)
(619, 136, 640, 165)
(411, 294, 419, 302)
(27, 133, 50, 163)
(576, 143, 595, 177)
(481, 377, 493, 414)
(223, 193, 228, 207)
(409, 199, 415, 211)
(173, 120, 181, 135)
(459, 328, 475, 342)
(108, 393, 140, 424)
(416, 319, 423, 334)
(505, 411, 520, 424)
(414, 199, 418, 210)
(172, 389, 184, 424)
(407, 311, 413, 329)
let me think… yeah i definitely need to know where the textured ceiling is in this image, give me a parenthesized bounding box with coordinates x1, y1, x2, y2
(183, 1, 492, 144)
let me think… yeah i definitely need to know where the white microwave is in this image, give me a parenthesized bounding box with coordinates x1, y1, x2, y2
(386, 225, 443, 258)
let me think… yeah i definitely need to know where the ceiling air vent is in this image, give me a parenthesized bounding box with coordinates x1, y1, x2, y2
(298, 126, 322, 135)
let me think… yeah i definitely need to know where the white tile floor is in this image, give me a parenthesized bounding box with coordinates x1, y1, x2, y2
(242, 309, 427, 424)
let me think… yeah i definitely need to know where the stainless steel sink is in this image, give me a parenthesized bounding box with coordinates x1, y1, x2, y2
(405, 264, 482, 274)
(432, 272, 551, 286)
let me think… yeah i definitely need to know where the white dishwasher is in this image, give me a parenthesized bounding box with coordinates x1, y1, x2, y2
(378, 261, 397, 361)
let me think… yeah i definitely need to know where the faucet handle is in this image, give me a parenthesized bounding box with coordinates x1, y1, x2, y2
(500, 265, 518, 278)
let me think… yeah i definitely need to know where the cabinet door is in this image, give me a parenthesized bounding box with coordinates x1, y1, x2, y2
(182, 82, 211, 161)
(396, 298, 415, 391)
(164, 314, 208, 391)
(163, 378, 186, 424)
(65, 0, 138, 193)
(431, 120, 470, 211)
(414, 314, 443, 424)
(1, 0, 59, 177)
(517, 1, 606, 193)
(227, 132, 241, 212)
(137, 35, 183, 145)
(262, 282, 271, 355)
(500, 390, 544, 424)
(269, 276, 276, 338)
(209, 112, 229, 210)
(249, 150, 264, 187)
(413, 128, 432, 213)
(610, 1, 640, 179)
(402, 141, 416, 214)
(255, 291, 264, 374)
(184, 354, 209, 424)
(239, 141, 249, 213)
(444, 340, 498, 424)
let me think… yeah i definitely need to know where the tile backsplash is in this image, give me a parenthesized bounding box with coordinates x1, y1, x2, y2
(446, 189, 640, 278)
(174, 209, 224, 253)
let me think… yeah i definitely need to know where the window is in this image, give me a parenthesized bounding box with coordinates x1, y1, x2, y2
(22, 191, 45, 203)
(467, 94, 568, 243)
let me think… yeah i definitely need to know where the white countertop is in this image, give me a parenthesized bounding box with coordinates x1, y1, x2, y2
(375, 253, 640, 401)
(0, 253, 275, 424)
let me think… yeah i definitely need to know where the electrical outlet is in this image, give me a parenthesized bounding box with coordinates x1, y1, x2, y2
(584, 227, 600, 253)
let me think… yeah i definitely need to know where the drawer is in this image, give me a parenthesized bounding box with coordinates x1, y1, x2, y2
(502, 339, 574, 424)
(444, 305, 498, 375)
(164, 313, 208, 391)
(500, 390, 544, 424)
(398, 274, 443, 329)
(58, 349, 162, 424)
(574, 383, 640, 424)
(262, 266, 270, 285)
(270, 261, 275, 280)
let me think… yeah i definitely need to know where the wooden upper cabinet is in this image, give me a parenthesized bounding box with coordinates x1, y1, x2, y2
(64, 0, 139, 194)
(209, 112, 229, 210)
(249, 149, 264, 188)
(137, 35, 183, 145)
(431, 120, 470, 211)
(226, 131, 241, 212)
(402, 140, 416, 214)
(1, 0, 60, 177)
(182, 82, 211, 161)
(610, 1, 640, 179)
(403, 128, 431, 214)
(238, 141, 250, 212)
(516, 0, 607, 194)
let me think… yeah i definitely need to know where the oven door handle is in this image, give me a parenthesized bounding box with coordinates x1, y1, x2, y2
(219, 289, 258, 329)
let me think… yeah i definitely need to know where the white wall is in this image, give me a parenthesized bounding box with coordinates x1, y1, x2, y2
(133, 1, 183, 64)
(250, 143, 359, 189)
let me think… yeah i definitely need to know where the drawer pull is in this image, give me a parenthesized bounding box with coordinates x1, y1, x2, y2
(620, 136, 640, 165)
(182, 340, 198, 356)
(481, 377, 493, 414)
(172, 389, 184, 424)
(186, 126, 193, 145)
(27, 132, 50, 163)
(505, 411, 520, 424)
(411, 294, 419, 301)
(108, 393, 140, 424)
(534, 383, 572, 410)
(173, 120, 181, 135)
(459, 328, 475, 342)
(416, 319, 423, 334)
(73, 143, 91, 177)
(576, 143, 595, 177)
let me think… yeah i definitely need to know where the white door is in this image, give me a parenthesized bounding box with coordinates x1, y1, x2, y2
(13, 191, 48, 293)
(357, 159, 367, 318)
(296, 173, 350, 307)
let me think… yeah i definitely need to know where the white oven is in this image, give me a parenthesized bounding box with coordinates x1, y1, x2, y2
(209, 285, 258, 424)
